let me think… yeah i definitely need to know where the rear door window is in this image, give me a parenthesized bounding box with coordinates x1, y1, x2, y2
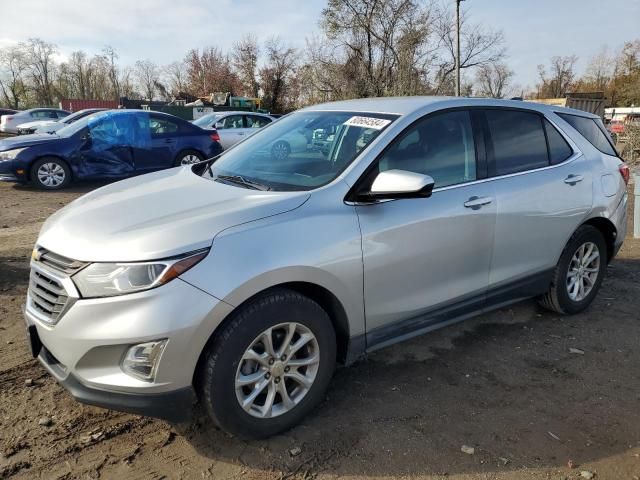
(485, 109, 549, 176)
(544, 119, 573, 165)
(557, 113, 617, 156)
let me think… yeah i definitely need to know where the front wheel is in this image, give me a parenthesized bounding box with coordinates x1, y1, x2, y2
(30, 157, 71, 190)
(199, 289, 336, 439)
(539, 225, 607, 314)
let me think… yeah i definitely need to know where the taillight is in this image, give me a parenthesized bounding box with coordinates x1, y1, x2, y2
(4, 116, 13, 122)
(619, 163, 630, 185)
(210, 131, 220, 142)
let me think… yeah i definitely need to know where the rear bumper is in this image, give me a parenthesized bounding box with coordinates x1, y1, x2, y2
(611, 192, 628, 259)
(38, 344, 196, 422)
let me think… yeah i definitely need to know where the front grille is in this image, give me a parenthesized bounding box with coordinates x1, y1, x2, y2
(29, 270, 69, 322)
(27, 248, 83, 324)
(35, 248, 86, 275)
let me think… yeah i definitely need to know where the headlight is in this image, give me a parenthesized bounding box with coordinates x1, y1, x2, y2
(73, 249, 208, 298)
(0, 148, 26, 161)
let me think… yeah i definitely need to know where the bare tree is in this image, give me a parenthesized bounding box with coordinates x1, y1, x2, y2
(165, 61, 187, 95)
(0, 45, 28, 108)
(319, 0, 438, 98)
(475, 62, 513, 98)
(22, 38, 58, 105)
(232, 35, 260, 98)
(103, 46, 121, 100)
(259, 37, 298, 113)
(134, 59, 160, 100)
(536, 55, 578, 98)
(434, 5, 505, 95)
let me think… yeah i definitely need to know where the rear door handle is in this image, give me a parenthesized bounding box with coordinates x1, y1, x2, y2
(564, 174, 584, 185)
(464, 196, 493, 209)
(164, 138, 175, 143)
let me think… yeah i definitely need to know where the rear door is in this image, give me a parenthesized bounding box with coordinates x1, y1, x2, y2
(133, 113, 180, 171)
(216, 114, 246, 149)
(356, 110, 496, 345)
(244, 114, 272, 140)
(482, 108, 592, 298)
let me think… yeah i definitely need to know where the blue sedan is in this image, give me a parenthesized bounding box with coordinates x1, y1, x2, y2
(0, 110, 223, 189)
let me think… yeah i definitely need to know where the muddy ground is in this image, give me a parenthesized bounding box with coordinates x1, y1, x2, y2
(0, 180, 639, 480)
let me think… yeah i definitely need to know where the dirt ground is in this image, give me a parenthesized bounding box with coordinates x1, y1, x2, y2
(1, 179, 639, 480)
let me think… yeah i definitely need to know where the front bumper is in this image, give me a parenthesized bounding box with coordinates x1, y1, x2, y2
(24, 269, 233, 420)
(36, 340, 196, 422)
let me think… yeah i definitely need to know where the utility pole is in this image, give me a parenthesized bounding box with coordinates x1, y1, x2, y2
(455, 0, 465, 97)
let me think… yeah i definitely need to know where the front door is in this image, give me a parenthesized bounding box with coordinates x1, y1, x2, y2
(356, 110, 496, 347)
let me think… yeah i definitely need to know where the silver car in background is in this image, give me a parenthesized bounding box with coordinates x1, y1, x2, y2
(24, 97, 629, 439)
(192, 111, 273, 149)
(1, 108, 70, 133)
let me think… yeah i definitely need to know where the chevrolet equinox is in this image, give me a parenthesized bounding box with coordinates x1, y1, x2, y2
(24, 97, 629, 439)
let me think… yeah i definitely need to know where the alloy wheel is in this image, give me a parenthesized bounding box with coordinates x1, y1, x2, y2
(180, 154, 201, 165)
(566, 241, 600, 302)
(37, 162, 66, 187)
(235, 322, 320, 419)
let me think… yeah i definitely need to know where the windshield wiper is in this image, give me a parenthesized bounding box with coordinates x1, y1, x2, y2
(215, 174, 271, 191)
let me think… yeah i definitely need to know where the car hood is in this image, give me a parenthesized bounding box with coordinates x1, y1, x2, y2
(37, 167, 310, 262)
(0, 133, 61, 150)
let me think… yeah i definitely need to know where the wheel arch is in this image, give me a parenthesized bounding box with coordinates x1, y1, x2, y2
(580, 217, 617, 263)
(192, 281, 352, 389)
(28, 155, 73, 183)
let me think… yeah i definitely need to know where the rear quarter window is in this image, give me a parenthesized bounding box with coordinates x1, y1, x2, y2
(557, 113, 617, 156)
(544, 119, 573, 165)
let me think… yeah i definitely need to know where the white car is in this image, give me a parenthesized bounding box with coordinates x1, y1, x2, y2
(193, 111, 274, 149)
(17, 108, 108, 135)
(1, 108, 69, 134)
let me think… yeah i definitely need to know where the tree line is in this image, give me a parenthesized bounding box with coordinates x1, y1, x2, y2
(1, 0, 639, 113)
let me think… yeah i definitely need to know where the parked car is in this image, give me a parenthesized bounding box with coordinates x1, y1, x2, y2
(0, 108, 18, 119)
(0, 108, 70, 134)
(24, 97, 628, 439)
(193, 111, 273, 149)
(16, 108, 108, 135)
(0, 109, 222, 189)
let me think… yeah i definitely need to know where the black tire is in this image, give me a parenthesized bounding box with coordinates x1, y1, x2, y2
(199, 288, 336, 439)
(539, 225, 607, 315)
(30, 157, 71, 190)
(174, 149, 203, 167)
(271, 140, 291, 160)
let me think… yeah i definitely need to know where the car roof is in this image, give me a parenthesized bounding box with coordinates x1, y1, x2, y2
(301, 96, 600, 119)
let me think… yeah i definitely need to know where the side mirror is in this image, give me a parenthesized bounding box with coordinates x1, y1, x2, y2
(81, 131, 92, 144)
(214, 122, 223, 129)
(368, 169, 435, 200)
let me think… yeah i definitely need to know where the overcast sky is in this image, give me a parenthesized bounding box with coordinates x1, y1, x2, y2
(1, 0, 639, 89)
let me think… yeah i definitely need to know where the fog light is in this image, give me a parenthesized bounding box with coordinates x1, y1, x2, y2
(122, 340, 167, 381)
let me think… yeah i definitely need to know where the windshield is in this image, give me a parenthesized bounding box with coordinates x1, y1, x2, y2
(62, 109, 99, 124)
(204, 111, 397, 191)
(55, 111, 109, 137)
(193, 113, 223, 127)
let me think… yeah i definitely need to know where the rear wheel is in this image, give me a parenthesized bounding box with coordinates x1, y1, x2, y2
(30, 157, 71, 190)
(199, 289, 336, 439)
(174, 149, 203, 167)
(539, 225, 607, 314)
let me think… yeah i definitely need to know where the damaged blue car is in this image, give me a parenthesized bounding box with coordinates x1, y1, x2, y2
(0, 110, 223, 189)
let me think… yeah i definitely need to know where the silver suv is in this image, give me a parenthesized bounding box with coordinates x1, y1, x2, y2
(24, 97, 629, 439)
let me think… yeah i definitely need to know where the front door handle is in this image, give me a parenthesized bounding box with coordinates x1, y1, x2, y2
(464, 196, 493, 209)
(564, 174, 584, 185)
